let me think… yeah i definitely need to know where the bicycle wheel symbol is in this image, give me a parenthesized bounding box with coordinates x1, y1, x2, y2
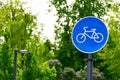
(76, 33, 86, 43)
(94, 33, 103, 43)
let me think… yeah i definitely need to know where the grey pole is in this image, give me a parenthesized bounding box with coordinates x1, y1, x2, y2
(87, 54, 93, 80)
(13, 50, 18, 80)
(13, 50, 29, 80)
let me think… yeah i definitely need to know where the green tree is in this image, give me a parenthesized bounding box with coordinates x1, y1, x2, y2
(0, 0, 56, 79)
(0, 0, 37, 79)
(40, 61, 56, 80)
(50, 0, 108, 71)
(97, 1, 120, 79)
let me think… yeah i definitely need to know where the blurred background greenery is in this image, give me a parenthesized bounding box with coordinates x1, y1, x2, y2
(0, 0, 120, 80)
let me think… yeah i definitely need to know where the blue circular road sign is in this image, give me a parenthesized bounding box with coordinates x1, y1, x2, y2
(72, 16, 109, 54)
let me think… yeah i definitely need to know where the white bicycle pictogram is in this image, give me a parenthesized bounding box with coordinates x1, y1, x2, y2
(76, 27, 104, 43)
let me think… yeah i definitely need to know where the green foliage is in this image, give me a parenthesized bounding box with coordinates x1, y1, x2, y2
(0, 0, 56, 80)
(50, 0, 107, 71)
(40, 61, 56, 80)
(1, 0, 120, 79)
(62, 67, 76, 80)
(0, 43, 13, 80)
(75, 66, 105, 80)
(0, 0, 36, 49)
(50, 0, 120, 79)
(0, 0, 35, 79)
(97, 2, 120, 79)
(49, 59, 62, 79)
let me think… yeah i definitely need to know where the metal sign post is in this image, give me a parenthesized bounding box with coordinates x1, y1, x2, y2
(87, 54, 93, 80)
(84, 54, 96, 80)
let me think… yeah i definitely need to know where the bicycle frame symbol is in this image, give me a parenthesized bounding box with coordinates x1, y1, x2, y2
(76, 27, 104, 43)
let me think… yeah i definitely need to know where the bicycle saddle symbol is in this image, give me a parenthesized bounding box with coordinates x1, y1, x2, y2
(76, 27, 104, 43)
